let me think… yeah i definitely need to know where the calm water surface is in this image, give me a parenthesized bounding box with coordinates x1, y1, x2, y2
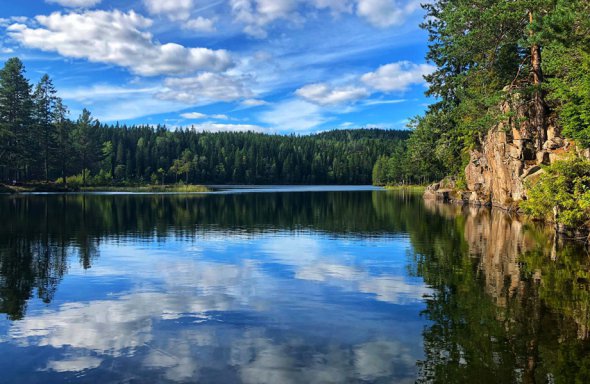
(0, 188, 589, 383)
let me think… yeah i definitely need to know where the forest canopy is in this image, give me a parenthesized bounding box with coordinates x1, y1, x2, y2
(374, 0, 590, 186)
(0, 57, 408, 187)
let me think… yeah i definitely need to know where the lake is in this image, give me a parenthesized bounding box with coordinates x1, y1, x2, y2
(0, 187, 588, 383)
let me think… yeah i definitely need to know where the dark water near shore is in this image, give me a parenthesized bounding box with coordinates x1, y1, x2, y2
(0, 188, 588, 383)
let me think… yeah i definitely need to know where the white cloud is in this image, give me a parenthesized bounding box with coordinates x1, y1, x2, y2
(363, 98, 407, 106)
(294, 61, 430, 106)
(258, 99, 329, 131)
(361, 61, 434, 92)
(46, 0, 102, 8)
(44, 356, 102, 373)
(7, 10, 232, 76)
(157, 73, 253, 104)
(188, 122, 265, 133)
(143, 0, 217, 31)
(296, 83, 369, 105)
(181, 112, 231, 120)
(57, 83, 188, 122)
(356, 0, 422, 28)
(241, 99, 268, 107)
(181, 112, 208, 119)
(311, 0, 355, 14)
(143, 0, 193, 21)
(261, 236, 432, 305)
(184, 16, 217, 32)
(229, 0, 422, 37)
(230, 0, 301, 38)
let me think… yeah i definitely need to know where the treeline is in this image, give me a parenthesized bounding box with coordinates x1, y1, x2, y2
(374, 0, 590, 185)
(98, 127, 407, 185)
(0, 57, 408, 186)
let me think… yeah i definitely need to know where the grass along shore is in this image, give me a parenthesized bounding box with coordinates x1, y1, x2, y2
(383, 185, 426, 193)
(0, 183, 210, 193)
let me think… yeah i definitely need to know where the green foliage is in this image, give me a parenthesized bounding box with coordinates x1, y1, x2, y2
(541, 0, 590, 146)
(93, 169, 113, 185)
(62, 169, 91, 188)
(521, 158, 590, 228)
(371, 111, 459, 185)
(0, 58, 33, 177)
(0, 58, 409, 186)
(403, 0, 590, 191)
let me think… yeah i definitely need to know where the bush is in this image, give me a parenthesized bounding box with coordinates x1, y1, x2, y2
(521, 157, 590, 229)
(92, 169, 113, 185)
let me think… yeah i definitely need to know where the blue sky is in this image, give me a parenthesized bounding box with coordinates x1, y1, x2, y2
(0, 0, 433, 133)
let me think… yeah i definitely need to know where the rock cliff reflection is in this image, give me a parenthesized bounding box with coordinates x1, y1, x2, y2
(0, 190, 588, 383)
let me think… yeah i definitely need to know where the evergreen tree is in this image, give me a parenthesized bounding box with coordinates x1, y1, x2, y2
(33, 74, 59, 182)
(72, 109, 101, 186)
(53, 99, 71, 185)
(0, 58, 33, 181)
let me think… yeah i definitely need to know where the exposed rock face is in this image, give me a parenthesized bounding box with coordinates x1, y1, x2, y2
(423, 178, 457, 202)
(462, 95, 571, 209)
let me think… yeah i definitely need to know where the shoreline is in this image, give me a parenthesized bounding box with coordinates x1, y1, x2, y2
(423, 186, 590, 242)
(0, 183, 384, 194)
(0, 183, 210, 194)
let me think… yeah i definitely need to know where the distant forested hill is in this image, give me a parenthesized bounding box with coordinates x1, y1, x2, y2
(0, 58, 406, 186)
(93, 126, 407, 185)
(313, 129, 410, 141)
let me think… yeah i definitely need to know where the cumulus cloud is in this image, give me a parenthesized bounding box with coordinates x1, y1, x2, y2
(230, 0, 422, 37)
(7, 10, 232, 76)
(157, 73, 253, 104)
(143, 0, 193, 21)
(143, 0, 217, 31)
(295, 61, 431, 106)
(230, 0, 301, 38)
(361, 61, 435, 92)
(230, 0, 354, 37)
(296, 83, 369, 105)
(46, 0, 102, 7)
(356, 0, 422, 28)
(184, 16, 217, 32)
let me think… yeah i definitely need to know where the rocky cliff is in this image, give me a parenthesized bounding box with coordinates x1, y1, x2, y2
(425, 93, 574, 210)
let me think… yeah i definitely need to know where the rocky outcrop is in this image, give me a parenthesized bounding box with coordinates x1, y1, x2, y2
(423, 178, 458, 203)
(436, 93, 572, 210)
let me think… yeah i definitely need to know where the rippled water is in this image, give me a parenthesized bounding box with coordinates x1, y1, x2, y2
(0, 188, 588, 383)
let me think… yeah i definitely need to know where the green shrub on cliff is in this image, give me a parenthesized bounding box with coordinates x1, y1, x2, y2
(522, 158, 590, 229)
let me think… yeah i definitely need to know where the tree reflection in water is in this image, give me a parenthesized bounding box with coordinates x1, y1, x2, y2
(0, 190, 589, 383)
(415, 199, 590, 384)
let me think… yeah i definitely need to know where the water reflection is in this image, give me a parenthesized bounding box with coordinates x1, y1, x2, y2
(416, 200, 590, 383)
(0, 191, 419, 321)
(0, 191, 427, 383)
(0, 190, 588, 383)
